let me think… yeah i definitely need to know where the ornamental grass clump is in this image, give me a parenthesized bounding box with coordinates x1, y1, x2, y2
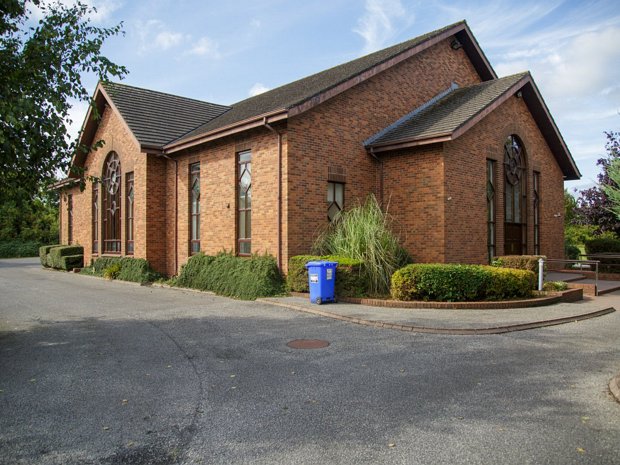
(313, 195, 410, 295)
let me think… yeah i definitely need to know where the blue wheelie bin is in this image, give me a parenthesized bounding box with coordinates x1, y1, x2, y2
(305, 261, 338, 304)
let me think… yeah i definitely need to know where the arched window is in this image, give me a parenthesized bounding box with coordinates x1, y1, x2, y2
(102, 152, 121, 253)
(504, 135, 527, 255)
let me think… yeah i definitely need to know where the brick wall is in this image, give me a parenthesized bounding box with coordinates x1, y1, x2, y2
(163, 126, 283, 276)
(59, 105, 144, 267)
(285, 38, 482, 263)
(443, 94, 565, 263)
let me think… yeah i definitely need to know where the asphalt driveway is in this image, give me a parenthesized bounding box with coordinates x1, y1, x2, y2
(1, 258, 619, 464)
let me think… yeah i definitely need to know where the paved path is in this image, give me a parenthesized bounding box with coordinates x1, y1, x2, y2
(260, 296, 615, 333)
(1, 258, 619, 465)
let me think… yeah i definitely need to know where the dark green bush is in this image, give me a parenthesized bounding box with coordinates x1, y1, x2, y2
(0, 240, 41, 258)
(89, 256, 159, 283)
(585, 237, 620, 273)
(48, 245, 84, 269)
(176, 252, 284, 300)
(287, 255, 367, 297)
(39, 244, 60, 267)
(391, 263, 535, 302)
(60, 255, 84, 271)
(564, 243, 580, 260)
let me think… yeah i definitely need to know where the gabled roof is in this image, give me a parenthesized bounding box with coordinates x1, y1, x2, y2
(166, 20, 495, 152)
(365, 72, 581, 180)
(101, 82, 230, 149)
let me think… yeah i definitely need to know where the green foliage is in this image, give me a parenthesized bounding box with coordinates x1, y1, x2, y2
(48, 245, 83, 269)
(39, 244, 60, 267)
(543, 281, 568, 291)
(603, 158, 620, 221)
(564, 243, 581, 260)
(0, 190, 58, 244)
(313, 194, 410, 294)
(0, 0, 127, 198)
(61, 254, 83, 271)
(176, 252, 284, 300)
(584, 237, 620, 272)
(492, 255, 545, 273)
(564, 190, 577, 226)
(0, 240, 40, 258)
(90, 256, 159, 283)
(103, 262, 121, 280)
(391, 264, 535, 302)
(287, 255, 367, 297)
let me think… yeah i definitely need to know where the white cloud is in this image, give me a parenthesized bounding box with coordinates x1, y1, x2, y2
(248, 83, 270, 97)
(353, 0, 409, 54)
(155, 31, 184, 50)
(187, 37, 220, 58)
(135, 19, 188, 54)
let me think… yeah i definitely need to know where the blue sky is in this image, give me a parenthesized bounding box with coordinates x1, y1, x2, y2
(45, 0, 620, 192)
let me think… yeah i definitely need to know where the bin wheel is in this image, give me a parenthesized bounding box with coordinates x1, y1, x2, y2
(316, 297, 322, 305)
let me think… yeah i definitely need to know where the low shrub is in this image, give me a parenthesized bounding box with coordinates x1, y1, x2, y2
(39, 244, 60, 267)
(543, 281, 568, 291)
(176, 252, 284, 300)
(0, 240, 41, 258)
(585, 237, 620, 273)
(391, 263, 535, 302)
(48, 245, 84, 270)
(90, 256, 159, 283)
(61, 255, 84, 271)
(287, 255, 367, 297)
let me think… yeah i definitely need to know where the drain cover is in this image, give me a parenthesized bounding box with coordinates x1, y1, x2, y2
(287, 339, 330, 349)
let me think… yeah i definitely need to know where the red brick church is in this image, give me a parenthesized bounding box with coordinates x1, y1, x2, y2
(55, 21, 580, 276)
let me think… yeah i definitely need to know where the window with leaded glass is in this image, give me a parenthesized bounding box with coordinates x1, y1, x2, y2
(102, 151, 121, 254)
(67, 194, 73, 245)
(503, 135, 527, 255)
(92, 183, 99, 254)
(327, 182, 344, 222)
(533, 171, 540, 255)
(486, 160, 496, 262)
(190, 163, 200, 254)
(126, 172, 134, 255)
(238, 151, 251, 255)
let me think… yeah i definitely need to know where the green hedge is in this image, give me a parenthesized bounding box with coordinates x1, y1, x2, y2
(287, 255, 367, 297)
(60, 255, 84, 271)
(0, 240, 41, 258)
(391, 263, 535, 302)
(39, 244, 60, 267)
(48, 245, 84, 270)
(585, 237, 620, 273)
(176, 252, 284, 300)
(564, 243, 580, 260)
(88, 256, 159, 283)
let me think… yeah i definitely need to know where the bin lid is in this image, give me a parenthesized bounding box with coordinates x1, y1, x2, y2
(305, 260, 339, 268)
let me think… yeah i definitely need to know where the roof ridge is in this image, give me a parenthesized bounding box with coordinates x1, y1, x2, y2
(102, 81, 230, 109)
(228, 20, 468, 110)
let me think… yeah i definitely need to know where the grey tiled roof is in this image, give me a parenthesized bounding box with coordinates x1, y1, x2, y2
(102, 82, 230, 148)
(366, 72, 528, 147)
(174, 21, 466, 144)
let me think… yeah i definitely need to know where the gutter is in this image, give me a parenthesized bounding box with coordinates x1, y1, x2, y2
(262, 118, 283, 271)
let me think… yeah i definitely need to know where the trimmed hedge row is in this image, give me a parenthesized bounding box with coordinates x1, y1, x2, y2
(40, 245, 84, 270)
(391, 263, 536, 302)
(585, 237, 620, 273)
(0, 240, 41, 258)
(87, 256, 160, 283)
(176, 253, 284, 300)
(287, 255, 367, 297)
